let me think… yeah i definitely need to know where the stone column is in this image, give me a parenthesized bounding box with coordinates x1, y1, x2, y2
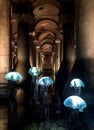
(60, 34, 64, 62)
(54, 44, 58, 73)
(36, 46, 39, 69)
(63, 1, 94, 103)
(51, 53, 53, 70)
(52, 52, 55, 80)
(15, 21, 31, 114)
(42, 54, 45, 70)
(57, 42, 61, 70)
(0, 0, 10, 83)
(15, 21, 30, 83)
(29, 36, 33, 67)
(75, 0, 94, 99)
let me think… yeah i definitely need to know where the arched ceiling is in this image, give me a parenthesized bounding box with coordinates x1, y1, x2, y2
(11, 0, 75, 75)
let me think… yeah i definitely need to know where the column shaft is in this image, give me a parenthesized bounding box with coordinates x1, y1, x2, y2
(63, 1, 94, 103)
(0, 0, 10, 82)
(16, 21, 30, 83)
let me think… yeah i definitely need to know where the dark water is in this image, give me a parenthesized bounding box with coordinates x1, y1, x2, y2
(1, 95, 93, 130)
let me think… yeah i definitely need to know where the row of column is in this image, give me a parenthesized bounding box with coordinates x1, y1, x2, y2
(0, 0, 10, 83)
(1, 0, 94, 104)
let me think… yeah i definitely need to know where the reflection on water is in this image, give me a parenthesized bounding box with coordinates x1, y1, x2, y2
(6, 87, 66, 130)
(0, 90, 88, 130)
(7, 97, 65, 130)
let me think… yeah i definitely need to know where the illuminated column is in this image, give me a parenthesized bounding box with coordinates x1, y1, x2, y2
(40, 53, 42, 72)
(40, 53, 44, 72)
(0, 0, 10, 83)
(16, 21, 30, 83)
(52, 52, 55, 80)
(15, 21, 30, 111)
(51, 54, 53, 68)
(54, 44, 58, 73)
(56, 42, 61, 70)
(36, 46, 39, 68)
(63, 0, 94, 100)
(75, 0, 94, 90)
(29, 37, 33, 67)
(60, 34, 64, 63)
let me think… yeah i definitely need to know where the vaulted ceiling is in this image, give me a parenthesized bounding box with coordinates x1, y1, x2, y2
(11, 0, 75, 76)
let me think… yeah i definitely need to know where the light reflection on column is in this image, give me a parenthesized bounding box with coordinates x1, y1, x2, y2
(40, 52, 44, 73)
(36, 46, 40, 69)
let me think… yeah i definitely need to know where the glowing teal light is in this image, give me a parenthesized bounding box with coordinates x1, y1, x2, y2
(38, 76, 54, 87)
(5, 72, 23, 81)
(70, 78, 85, 88)
(28, 67, 40, 77)
(63, 95, 87, 112)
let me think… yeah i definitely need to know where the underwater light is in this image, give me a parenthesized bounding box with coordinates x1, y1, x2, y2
(38, 76, 54, 87)
(63, 95, 87, 112)
(28, 67, 40, 77)
(5, 71, 23, 81)
(70, 78, 85, 88)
